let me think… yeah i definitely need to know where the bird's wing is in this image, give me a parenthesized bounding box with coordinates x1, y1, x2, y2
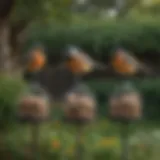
(80, 52, 108, 70)
(123, 53, 154, 75)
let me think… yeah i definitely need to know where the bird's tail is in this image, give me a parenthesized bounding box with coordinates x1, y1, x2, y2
(139, 63, 155, 76)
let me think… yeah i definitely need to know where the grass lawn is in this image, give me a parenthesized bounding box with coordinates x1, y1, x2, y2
(0, 120, 160, 160)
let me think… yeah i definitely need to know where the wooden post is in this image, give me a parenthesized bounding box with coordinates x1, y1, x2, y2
(75, 125, 84, 160)
(120, 122, 130, 160)
(31, 123, 40, 160)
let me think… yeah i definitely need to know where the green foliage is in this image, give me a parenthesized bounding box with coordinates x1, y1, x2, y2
(0, 75, 159, 128)
(25, 19, 160, 61)
(0, 75, 26, 131)
(2, 121, 160, 160)
(89, 0, 115, 8)
(87, 79, 160, 120)
(11, 0, 72, 25)
(133, 0, 160, 15)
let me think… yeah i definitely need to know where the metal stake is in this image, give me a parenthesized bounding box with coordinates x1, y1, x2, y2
(120, 122, 130, 160)
(31, 123, 40, 160)
(75, 125, 84, 160)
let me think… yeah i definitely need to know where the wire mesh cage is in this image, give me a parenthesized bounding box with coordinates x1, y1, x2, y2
(17, 83, 50, 123)
(63, 83, 96, 125)
(108, 81, 142, 122)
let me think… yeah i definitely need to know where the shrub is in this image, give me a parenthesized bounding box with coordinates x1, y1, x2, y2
(0, 76, 159, 123)
(87, 79, 160, 120)
(25, 19, 160, 64)
(3, 120, 160, 160)
(0, 75, 26, 131)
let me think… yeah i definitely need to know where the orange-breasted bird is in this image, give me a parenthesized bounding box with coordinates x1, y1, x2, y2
(35, 45, 108, 102)
(26, 46, 46, 72)
(111, 48, 152, 76)
(23, 45, 47, 82)
(64, 46, 107, 75)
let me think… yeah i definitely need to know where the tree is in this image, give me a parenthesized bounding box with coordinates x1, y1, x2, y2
(0, 0, 15, 71)
(135, 0, 160, 15)
(77, 0, 142, 18)
(0, 0, 73, 72)
(116, 0, 141, 17)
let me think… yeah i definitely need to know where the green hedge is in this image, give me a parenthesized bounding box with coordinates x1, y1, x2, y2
(0, 76, 160, 124)
(25, 19, 160, 63)
(87, 79, 160, 120)
(0, 76, 26, 131)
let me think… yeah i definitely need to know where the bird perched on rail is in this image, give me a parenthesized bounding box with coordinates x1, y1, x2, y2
(63, 45, 107, 75)
(36, 45, 108, 102)
(23, 45, 47, 83)
(20, 45, 50, 107)
(111, 48, 152, 76)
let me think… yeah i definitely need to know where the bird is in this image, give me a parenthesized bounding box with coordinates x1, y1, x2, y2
(23, 45, 47, 83)
(18, 44, 50, 102)
(63, 45, 107, 75)
(111, 48, 152, 76)
(35, 45, 108, 102)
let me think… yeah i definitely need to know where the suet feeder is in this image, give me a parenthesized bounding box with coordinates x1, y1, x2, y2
(17, 84, 50, 160)
(64, 83, 96, 125)
(63, 83, 96, 160)
(18, 95, 49, 123)
(64, 92, 96, 125)
(108, 81, 143, 160)
(108, 81, 142, 122)
(17, 84, 50, 123)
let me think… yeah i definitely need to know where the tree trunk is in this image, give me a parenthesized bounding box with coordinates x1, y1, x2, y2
(0, 0, 15, 72)
(0, 20, 11, 72)
(10, 20, 29, 57)
(115, 0, 126, 18)
(10, 21, 30, 72)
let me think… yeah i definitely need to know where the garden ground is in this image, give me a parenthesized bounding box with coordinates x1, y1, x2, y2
(1, 120, 160, 160)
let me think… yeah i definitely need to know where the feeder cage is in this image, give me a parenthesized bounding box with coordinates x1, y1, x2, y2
(64, 84, 96, 125)
(17, 84, 50, 123)
(108, 82, 142, 122)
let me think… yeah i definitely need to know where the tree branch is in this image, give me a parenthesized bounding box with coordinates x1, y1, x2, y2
(0, 0, 15, 19)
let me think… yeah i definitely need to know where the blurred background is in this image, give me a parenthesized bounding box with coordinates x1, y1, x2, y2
(0, 0, 160, 160)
